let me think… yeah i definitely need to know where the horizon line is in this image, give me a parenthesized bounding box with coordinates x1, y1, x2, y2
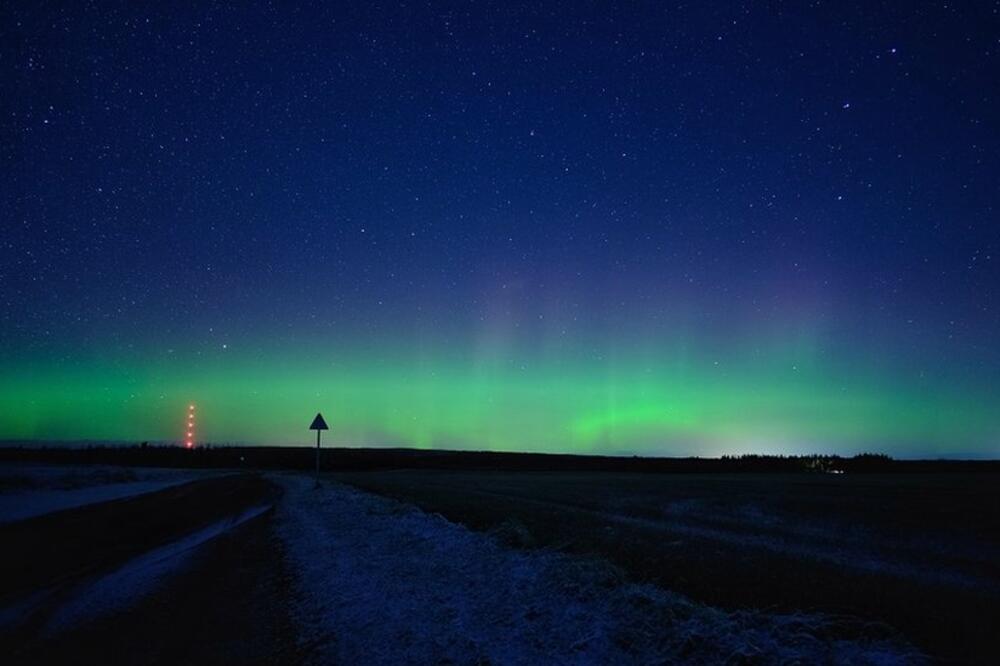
(1, 439, 998, 462)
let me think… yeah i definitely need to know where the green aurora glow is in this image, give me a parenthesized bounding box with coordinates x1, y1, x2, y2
(2, 340, 997, 457)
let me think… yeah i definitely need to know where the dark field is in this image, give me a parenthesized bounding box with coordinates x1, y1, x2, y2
(1, 474, 295, 665)
(334, 470, 1000, 664)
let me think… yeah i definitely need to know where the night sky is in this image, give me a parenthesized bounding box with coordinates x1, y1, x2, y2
(2, 2, 998, 457)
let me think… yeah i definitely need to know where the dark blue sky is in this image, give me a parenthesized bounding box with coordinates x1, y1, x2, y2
(2, 2, 999, 453)
(4, 1, 998, 346)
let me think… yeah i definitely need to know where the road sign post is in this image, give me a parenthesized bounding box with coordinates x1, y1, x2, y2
(310, 412, 329, 486)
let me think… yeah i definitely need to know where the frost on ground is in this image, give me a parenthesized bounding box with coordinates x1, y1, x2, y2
(0, 465, 211, 523)
(274, 475, 925, 665)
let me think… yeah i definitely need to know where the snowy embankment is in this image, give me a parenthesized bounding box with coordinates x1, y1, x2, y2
(274, 475, 925, 665)
(0, 465, 211, 524)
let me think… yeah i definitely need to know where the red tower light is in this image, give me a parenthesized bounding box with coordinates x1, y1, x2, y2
(185, 403, 196, 448)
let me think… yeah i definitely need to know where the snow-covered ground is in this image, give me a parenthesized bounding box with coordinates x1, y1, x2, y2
(0, 466, 931, 662)
(274, 475, 925, 665)
(0, 465, 210, 523)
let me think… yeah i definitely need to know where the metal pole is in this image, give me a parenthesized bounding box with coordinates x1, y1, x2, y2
(315, 429, 321, 484)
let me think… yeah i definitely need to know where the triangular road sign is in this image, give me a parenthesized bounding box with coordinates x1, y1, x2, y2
(310, 413, 329, 430)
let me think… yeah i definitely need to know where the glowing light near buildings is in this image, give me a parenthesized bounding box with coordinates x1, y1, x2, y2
(185, 403, 195, 448)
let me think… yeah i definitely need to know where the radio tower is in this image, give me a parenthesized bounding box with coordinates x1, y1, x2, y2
(185, 404, 196, 448)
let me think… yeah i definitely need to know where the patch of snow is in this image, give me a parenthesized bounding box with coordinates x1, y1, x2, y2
(0, 463, 192, 491)
(272, 475, 925, 665)
(0, 480, 194, 524)
(0, 465, 214, 524)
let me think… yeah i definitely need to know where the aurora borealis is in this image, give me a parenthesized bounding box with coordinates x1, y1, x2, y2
(2, 3, 998, 457)
(3, 331, 998, 456)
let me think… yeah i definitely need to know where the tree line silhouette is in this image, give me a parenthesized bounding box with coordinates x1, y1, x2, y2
(1, 443, 995, 474)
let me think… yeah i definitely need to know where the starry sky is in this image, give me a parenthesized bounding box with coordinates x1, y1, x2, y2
(2, 2, 999, 457)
